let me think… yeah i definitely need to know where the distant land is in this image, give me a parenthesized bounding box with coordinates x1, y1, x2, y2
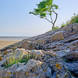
(0, 36, 29, 41)
(0, 36, 29, 49)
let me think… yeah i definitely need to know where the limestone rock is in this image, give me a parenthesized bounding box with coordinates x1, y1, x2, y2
(62, 23, 78, 33)
(30, 50, 44, 60)
(63, 52, 78, 62)
(25, 59, 43, 71)
(51, 31, 64, 41)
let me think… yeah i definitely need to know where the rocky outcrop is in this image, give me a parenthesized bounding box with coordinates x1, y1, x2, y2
(63, 52, 78, 77)
(0, 23, 78, 78)
(62, 23, 78, 33)
(51, 31, 64, 41)
(0, 49, 72, 78)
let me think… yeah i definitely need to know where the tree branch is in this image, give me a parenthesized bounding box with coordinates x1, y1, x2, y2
(49, 13, 54, 24)
(45, 18, 52, 23)
(52, 10, 58, 28)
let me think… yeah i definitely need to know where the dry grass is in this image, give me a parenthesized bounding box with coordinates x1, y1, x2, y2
(0, 40, 19, 49)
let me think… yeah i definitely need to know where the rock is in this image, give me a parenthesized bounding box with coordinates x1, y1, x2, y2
(25, 59, 43, 71)
(43, 50, 56, 56)
(63, 51, 78, 77)
(72, 23, 78, 32)
(62, 23, 78, 33)
(16, 59, 52, 78)
(15, 72, 26, 78)
(51, 31, 64, 41)
(16, 59, 43, 72)
(2, 48, 29, 67)
(63, 52, 78, 62)
(30, 50, 44, 60)
(64, 62, 78, 77)
(43, 56, 72, 78)
(1, 24, 78, 78)
(69, 40, 78, 47)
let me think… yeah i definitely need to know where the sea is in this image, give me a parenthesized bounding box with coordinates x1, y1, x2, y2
(0, 36, 29, 41)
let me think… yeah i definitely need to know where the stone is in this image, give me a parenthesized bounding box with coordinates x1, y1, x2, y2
(43, 50, 56, 56)
(63, 52, 78, 62)
(16, 59, 52, 78)
(51, 31, 64, 41)
(72, 23, 78, 32)
(30, 50, 44, 60)
(64, 62, 78, 77)
(62, 23, 78, 33)
(2, 48, 29, 67)
(25, 59, 43, 71)
(69, 40, 78, 46)
(16, 72, 26, 78)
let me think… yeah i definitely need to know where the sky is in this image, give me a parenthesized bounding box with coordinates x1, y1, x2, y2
(0, 0, 78, 36)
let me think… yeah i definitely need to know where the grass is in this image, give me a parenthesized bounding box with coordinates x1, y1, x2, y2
(3, 54, 35, 68)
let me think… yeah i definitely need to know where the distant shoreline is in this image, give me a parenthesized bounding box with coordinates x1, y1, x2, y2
(0, 36, 29, 49)
(0, 36, 29, 41)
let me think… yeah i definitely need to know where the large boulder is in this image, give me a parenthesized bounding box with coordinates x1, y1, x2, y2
(51, 31, 64, 41)
(69, 40, 78, 47)
(63, 51, 78, 77)
(64, 62, 78, 77)
(63, 52, 78, 62)
(16, 59, 52, 78)
(62, 23, 78, 33)
(30, 50, 44, 60)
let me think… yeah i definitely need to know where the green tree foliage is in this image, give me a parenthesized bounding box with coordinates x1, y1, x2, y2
(29, 0, 58, 30)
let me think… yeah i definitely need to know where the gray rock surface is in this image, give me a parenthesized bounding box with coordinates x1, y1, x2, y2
(0, 23, 78, 78)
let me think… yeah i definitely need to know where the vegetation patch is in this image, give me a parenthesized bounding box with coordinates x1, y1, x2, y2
(3, 53, 35, 68)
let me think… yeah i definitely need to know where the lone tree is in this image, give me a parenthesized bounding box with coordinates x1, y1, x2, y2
(29, 0, 58, 30)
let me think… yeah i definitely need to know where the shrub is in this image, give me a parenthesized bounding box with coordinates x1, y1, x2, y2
(52, 26, 59, 31)
(61, 14, 78, 28)
(61, 23, 66, 28)
(3, 53, 35, 68)
(69, 14, 78, 24)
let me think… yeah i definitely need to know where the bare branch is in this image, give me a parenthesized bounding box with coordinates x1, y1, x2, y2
(45, 18, 52, 23)
(52, 10, 58, 28)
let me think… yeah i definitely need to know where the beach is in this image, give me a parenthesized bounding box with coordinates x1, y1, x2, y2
(0, 37, 27, 49)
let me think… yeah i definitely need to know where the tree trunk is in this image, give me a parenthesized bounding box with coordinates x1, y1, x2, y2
(52, 23, 55, 30)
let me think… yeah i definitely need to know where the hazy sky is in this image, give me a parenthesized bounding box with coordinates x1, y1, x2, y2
(0, 0, 78, 36)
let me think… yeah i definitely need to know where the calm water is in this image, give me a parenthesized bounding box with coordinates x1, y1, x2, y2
(0, 36, 29, 41)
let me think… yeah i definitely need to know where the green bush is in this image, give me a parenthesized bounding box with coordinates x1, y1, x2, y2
(69, 14, 78, 24)
(61, 23, 66, 28)
(61, 14, 78, 28)
(52, 26, 59, 31)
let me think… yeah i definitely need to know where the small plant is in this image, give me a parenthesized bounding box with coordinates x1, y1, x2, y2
(61, 13, 78, 28)
(69, 14, 78, 24)
(52, 26, 59, 31)
(3, 53, 35, 68)
(61, 23, 66, 28)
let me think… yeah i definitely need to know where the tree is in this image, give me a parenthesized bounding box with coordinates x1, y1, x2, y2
(29, 0, 58, 30)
